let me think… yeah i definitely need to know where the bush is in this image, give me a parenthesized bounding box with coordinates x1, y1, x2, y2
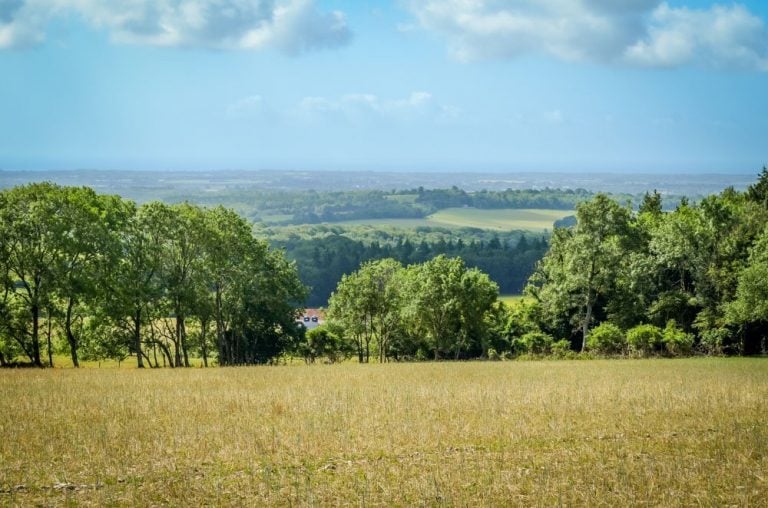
(550, 339, 572, 357)
(515, 331, 554, 355)
(626, 324, 663, 356)
(487, 348, 502, 361)
(303, 327, 350, 364)
(586, 322, 626, 354)
(699, 327, 729, 355)
(662, 320, 694, 356)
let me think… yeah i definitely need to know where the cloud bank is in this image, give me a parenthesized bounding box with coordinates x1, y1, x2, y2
(405, 0, 768, 70)
(0, 0, 351, 52)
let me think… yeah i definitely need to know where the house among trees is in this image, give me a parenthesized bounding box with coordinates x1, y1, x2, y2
(297, 309, 325, 330)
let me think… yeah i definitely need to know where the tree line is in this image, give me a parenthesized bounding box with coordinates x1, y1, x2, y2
(277, 233, 548, 306)
(526, 167, 768, 356)
(302, 169, 768, 363)
(0, 183, 306, 368)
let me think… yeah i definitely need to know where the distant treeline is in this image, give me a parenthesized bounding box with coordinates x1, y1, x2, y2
(277, 233, 548, 307)
(174, 186, 683, 225)
(262, 187, 591, 224)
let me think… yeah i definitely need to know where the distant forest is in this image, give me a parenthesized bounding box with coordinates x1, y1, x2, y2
(277, 232, 548, 307)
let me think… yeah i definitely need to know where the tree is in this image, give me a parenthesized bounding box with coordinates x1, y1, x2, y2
(726, 225, 768, 353)
(528, 194, 632, 351)
(327, 259, 404, 362)
(52, 189, 130, 368)
(103, 201, 167, 368)
(0, 183, 72, 366)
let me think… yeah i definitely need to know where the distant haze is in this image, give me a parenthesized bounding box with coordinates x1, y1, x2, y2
(0, 169, 755, 198)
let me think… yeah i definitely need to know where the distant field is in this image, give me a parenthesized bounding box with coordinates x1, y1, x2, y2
(1, 359, 765, 505)
(332, 207, 573, 231)
(499, 294, 530, 306)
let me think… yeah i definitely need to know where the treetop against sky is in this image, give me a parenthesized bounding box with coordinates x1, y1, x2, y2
(1, 1, 766, 173)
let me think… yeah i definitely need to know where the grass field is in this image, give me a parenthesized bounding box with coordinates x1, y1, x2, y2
(499, 294, 530, 307)
(1, 359, 766, 505)
(333, 208, 573, 232)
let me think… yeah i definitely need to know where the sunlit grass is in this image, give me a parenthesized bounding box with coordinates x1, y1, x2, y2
(329, 208, 572, 232)
(1, 358, 766, 505)
(499, 294, 530, 307)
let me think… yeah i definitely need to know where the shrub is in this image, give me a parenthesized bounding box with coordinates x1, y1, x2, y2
(586, 322, 626, 355)
(699, 327, 729, 355)
(626, 324, 663, 356)
(662, 320, 694, 356)
(515, 331, 554, 355)
(550, 339, 572, 357)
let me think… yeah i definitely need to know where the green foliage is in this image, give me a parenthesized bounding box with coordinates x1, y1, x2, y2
(301, 327, 351, 364)
(0, 185, 306, 368)
(626, 324, 663, 356)
(699, 328, 729, 355)
(272, 226, 548, 306)
(525, 171, 768, 358)
(662, 320, 694, 356)
(328, 255, 499, 361)
(514, 331, 554, 355)
(550, 339, 573, 357)
(586, 322, 626, 355)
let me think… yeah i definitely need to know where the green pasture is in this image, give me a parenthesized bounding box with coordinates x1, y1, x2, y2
(329, 207, 573, 231)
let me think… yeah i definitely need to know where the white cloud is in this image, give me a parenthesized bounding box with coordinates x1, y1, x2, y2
(0, 0, 351, 52)
(404, 0, 768, 71)
(625, 3, 768, 70)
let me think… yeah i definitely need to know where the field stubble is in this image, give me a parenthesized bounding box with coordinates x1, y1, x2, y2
(0, 359, 766, 506)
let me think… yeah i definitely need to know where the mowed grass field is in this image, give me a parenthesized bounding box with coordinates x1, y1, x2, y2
(335, 208, 573, 232)
(1, 359, 766, 505)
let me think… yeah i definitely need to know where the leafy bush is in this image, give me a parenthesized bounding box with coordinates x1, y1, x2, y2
(487, 348, 502, 361)
(515, 331, 554, 355)
(662, 320, 694, 356)
(626, 324, 663, 356)
(699, 327, 729, 355)
(550, 339, 572, 357)
(586, 322, 626, 354)
(302, 327, 350, 364)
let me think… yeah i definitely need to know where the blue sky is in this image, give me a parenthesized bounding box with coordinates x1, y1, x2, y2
(0, 0, 766, 173)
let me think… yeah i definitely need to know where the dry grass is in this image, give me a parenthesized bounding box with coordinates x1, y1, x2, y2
(1, 358, 766, 506)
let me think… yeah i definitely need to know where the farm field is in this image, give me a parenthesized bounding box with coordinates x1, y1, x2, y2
(1, 358, 766, 505)
(331, 207, 573, 232)
(499, 294, 530, 306)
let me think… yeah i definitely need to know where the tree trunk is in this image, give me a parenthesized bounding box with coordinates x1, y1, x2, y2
(153, 340, 173, 368)
(31, 303, 42, 367)
(178, 315, 190, 367)
(582, 261, 597, 353)
(46, 310, 54, 368)
(0, 352, 6, 367)
(134, 308, 144, 368)
(200, 320, 209, 368)
(582, 296, 593, 353)
(65, 298, 80, 368)
(215, 287, 227, 366)
(356, 336, 364, 363)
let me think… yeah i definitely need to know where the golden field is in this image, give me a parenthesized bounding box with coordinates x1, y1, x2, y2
(1, 358, 766, 506)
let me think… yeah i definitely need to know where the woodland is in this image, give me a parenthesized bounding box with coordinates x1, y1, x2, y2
(1, 168, 767, 367)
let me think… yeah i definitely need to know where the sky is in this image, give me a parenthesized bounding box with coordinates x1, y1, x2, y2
(0, 0, 766, 173)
